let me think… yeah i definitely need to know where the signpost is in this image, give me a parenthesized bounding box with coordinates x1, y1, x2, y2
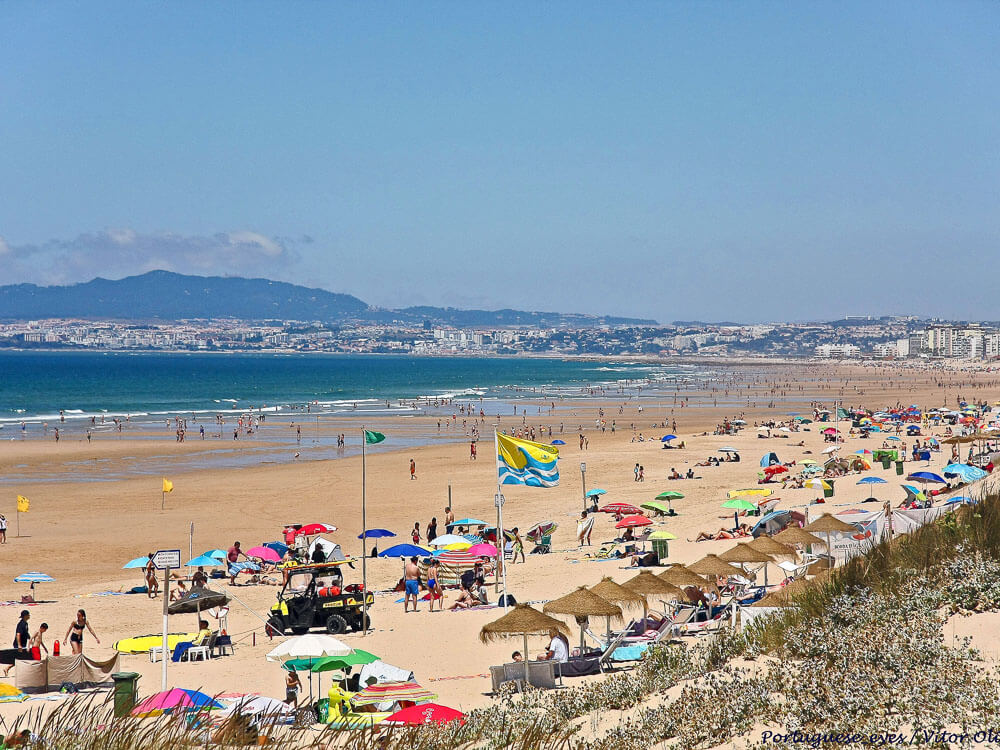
(153, 549, 181, 691)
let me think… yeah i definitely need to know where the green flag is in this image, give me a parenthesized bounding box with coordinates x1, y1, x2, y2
(364, 430, 386, 444)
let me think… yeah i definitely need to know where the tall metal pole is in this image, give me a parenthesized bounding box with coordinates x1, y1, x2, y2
(161, 568, 170, 691)
(494, 431, 508, 609)
(581, 463, 587, 512)
(361, 428, 368, 636)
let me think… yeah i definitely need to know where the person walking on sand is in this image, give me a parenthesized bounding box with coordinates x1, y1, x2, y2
(427, 559, 443, 612)
(1, 610, 30, 676)
(144, 553, 159, 598)
(511, 527, 526, 564)
(411, 522, 421, 545)
(577, 510, 594, 547)
(410, 458, 417, 480)
(64, 609, 99, 655)
(227, 541, 248, 585)
(0, 514, 6, 544)
(404, 556, 421, 613)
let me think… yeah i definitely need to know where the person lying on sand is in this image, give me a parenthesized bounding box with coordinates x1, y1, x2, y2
(690, 524, 750, 542)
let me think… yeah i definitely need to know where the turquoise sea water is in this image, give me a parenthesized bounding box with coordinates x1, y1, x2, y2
(0, 351, 699, 426)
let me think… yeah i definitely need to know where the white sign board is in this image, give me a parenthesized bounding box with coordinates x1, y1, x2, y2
(152, 549, 181, 570)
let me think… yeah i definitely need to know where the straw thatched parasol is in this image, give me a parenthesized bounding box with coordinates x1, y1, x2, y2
(688, 554, 745, 579)
(480, 605, 570, 660)
(544, 586, 622, 650)
(719, 543, 775, 586)
(752, 570, 830, 607)
(623, 571, 685, 617)
(774, 526, 824, 547)
(658, 564, 706, 588)
(804, 514, 856, 569)
(589, 577, 646, 609)
(747, 535, 796, 558)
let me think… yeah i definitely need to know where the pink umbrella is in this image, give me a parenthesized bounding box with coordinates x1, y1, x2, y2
(383, 702, 465, 726)
(131, 688, 223, 717)
(467, 543, 498, 557)
(246, 546, 281, 562)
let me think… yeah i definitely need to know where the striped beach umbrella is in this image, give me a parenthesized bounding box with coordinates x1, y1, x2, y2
(350, 681, 437, 707)
(13, 572, 54, 583)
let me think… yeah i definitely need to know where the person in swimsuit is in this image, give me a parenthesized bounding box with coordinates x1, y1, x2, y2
(426, 559, 443, 612)
(403, 556, 421, 613)
(64, 609, 99, 655)
(144, 553, 159, 598)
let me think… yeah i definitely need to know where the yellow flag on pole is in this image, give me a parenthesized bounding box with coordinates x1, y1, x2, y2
(162, 478, 173, 493)
(16, 495, 29, 513)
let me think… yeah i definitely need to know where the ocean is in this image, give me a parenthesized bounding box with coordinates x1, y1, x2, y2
(0, 351, 701, 427)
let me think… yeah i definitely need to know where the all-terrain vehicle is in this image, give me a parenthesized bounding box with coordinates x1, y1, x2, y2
(267, 561, 373, 636)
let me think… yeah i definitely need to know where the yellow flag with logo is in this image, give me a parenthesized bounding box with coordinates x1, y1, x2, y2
(162, 478, 173, 493)
(16, 495, 29, 513)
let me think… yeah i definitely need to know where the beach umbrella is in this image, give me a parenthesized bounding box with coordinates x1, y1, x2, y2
(802, 479, 831, 490)
(804, 514, 857, 569)
(479, 604, 570, 661)
(551, 439, 566, 445)
(526, 521, 558, 542)
(378, 544, 429, 558)
(246, 546, 281, 562)
(640, 500, 669, 515)
(623, 571, 684, 617)
(297, 523, 337, 536)
(123, 556, 150, 569)
(857, 476, 887, 500)
(584, 489, 607, 498)
(467, 543, 498, 557)
(763, 465, 788, 477)
(427, 534, 472, 549)
(185, 554, 224, 568)
(886, 436, 901, 442)
(656, 491, 685, 499)
(351, 682, 437, 707)
(752, 577, 816, 608)
(543, 586, 622, 650)
(168, 586, 229, 620)
(747, 535, 796, 558)
(943, 464, 988, 482)
(722, 498, 756, 529)
(648, 530, 677, 540)
(658, 564, 706, 588)
(13, 572, 54, 583)
(719, 447, 739, 453)
(688, 555, 745, 579)
(600, 502, 642, 515)
(726, 488, 771, 500)
(452, 518, 489, 527)
(720, 544, 774, 585)
(266, 634, 351, 662)
(204, 549, 227, 560)
(384, 703, 465, 727)
(358, 529, 396, 539)
(615, 514, 652, 530)
(220, 695, 292, 720)
(907, 471, 946, 484)
(132, 688, 223, 717)
(263, 541, 288, 557)
(589, 577, 646, 610)
(821, 446, 840, 454)
(660, 434, 676, 442)
(773, 526, 824, 548)
(307, 649, 379, 673)
(800, 459, 818, 465)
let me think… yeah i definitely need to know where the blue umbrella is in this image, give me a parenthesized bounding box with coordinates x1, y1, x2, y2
(857, 475, 887, 500)
(907, 471, 946, 484)
(123, 556, 150, 569)
(551, 439, 566, 445)
(185, 554, 224, 567)
(263, 541, 288, 557)
(14, 572, 54, 583)
(204, 549, 227, 560)
(585, 489, 606, 497)
(358, 529, 396, 539)
(943, 464, 988, 482)
(378, 544, 430, 558)
(661, 435, 676, 442)
(945, 495, 974, 505)
(453, 518, 488, 526)
(886, 436, 902, 441)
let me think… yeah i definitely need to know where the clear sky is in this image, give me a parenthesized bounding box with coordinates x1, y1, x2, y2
(1, 2, 997, 323)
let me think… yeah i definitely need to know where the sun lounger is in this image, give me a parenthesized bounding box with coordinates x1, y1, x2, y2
(526, 660, 560, 689)
(503, 661, 527, 691)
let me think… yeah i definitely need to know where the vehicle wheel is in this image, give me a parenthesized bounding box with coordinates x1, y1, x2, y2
(291, 625, 310, 635)
(266, 617, 285, 637)
(325, 614, 348, 635)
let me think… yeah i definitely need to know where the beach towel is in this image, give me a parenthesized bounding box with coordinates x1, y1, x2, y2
(576, 516, 595, 542)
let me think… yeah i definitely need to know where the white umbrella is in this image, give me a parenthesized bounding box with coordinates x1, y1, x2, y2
(426, 534, 471, 547)
(821, 446, 840, 455)
(265, 634, 351, 662)
(220, 695, 293, 718)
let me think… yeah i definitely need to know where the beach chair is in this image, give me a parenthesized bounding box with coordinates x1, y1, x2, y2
(597, 629, 631, 671)
(526, 660, 560, 689)
(530, 535, 552, 554)
(777, 559, 812, 581)
(489, 665, 508, 695)
(213, 633, 234, 657)
(503, 661, 527, 692)
(149, 646, 166, 663)
(183, 632, 217, 662)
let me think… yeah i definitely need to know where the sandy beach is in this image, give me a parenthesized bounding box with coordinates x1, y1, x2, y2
(3, 360, 1000, 723)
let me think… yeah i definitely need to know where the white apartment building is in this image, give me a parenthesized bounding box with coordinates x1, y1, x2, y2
(815, 343, 861, 358)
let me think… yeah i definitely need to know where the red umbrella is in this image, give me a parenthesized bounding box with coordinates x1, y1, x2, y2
(599, 503, 641, 515)
(615, 514, 652, 529)
(763, 465, 788, 476)
(383, 702, 465, 726)
(296, 523, 337, 536)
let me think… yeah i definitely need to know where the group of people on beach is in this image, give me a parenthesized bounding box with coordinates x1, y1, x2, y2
(1, 609, 98, 676)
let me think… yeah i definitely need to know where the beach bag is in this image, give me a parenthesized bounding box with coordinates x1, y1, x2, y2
(498, 594, 517, 607)
(59, 682, 78, 694)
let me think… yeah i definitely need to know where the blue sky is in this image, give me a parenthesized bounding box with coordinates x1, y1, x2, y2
(1, 2, 997, 322)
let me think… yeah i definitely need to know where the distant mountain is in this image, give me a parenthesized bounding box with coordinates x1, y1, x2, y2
(0, 271, 656, 327)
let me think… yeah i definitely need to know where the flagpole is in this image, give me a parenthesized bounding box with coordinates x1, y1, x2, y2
(361, 427, 368, 636)
(494, 430, 508, 610)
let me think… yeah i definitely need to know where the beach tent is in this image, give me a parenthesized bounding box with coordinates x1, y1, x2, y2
(760, 452, 780, 467)
(308, 537, 346, 562)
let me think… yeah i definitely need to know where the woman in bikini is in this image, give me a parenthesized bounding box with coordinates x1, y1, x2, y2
(426, 559, 443, 612)
(144, 553, 159, 598)
(64, 609, 100, 655)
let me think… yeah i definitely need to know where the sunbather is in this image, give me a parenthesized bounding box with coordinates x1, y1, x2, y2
(690, 524, 750, 542)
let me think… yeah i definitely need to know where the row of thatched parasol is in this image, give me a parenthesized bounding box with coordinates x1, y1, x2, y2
(480, 517, 840, 654)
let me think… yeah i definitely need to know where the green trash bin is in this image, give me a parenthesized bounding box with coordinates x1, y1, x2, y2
(881, 458, 891, 469)
(111, 672, 140, 718)
(895, 461, 904, 476)
(823, 480, 835, 498)
(652, 539, 670, 563)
